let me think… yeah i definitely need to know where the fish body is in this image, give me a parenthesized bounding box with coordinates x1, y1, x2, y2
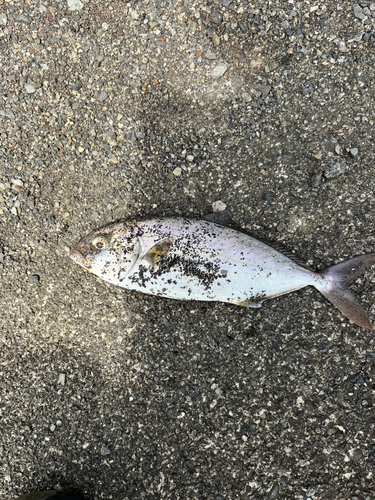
(70, 216, 375, 330)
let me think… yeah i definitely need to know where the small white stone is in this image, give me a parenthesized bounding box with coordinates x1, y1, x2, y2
(12, 179, 23, 187)
(58, 373, 66, 386)
(4, 475, 11, 482)
(25, 83, 36, 94)
(212, 200, 227, 212)
(0, 13, 7, 25)
(211, 63, 227, 79)
(50, 424, 56, 431)
(186, 155, 194, 162)
(11, 207, 17, 216)
(130, 9, 140, 20)
(173, 167, 182, 177)
(337, 41, 348, 53)
(67, 0, 84, 11)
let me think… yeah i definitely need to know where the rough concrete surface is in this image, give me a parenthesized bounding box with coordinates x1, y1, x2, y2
(1, 1, 375, 499)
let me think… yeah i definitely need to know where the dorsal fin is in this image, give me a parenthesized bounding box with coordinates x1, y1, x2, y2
(203, 211, 235, 227)
(255, 237, 312, 270)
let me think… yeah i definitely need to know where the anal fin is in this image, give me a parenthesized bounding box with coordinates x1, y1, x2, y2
(233, 298, 263, 309)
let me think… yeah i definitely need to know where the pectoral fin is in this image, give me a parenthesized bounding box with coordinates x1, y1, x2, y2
(144, 237, 175, 266)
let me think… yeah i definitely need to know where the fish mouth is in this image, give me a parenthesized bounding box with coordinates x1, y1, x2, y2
(70, 249, 91, 269)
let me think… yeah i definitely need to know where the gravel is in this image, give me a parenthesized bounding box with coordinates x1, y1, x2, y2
(1, 1, 375, 499)
(211, 63, 228, 78)
(324, 157, 347, 179)
(67, 0, 84, 12)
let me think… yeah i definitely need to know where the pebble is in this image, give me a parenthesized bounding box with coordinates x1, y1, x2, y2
(58, 373, 66, 385)
(266, 483, 280, 500)
(208, 339, 218, 348)
(173, 167, 182, 177)
(338, 41, 348, 53)
(67, 0, 84, 11)
(311, 171, 323, 188)
(350, 147, 358, 157)
(130, 9, 140, 20)
(210, 12, 223, 25)
(353, 4, 367, 21)
(28, 275, 40, 283)
(252, 84, 271, 97)
(25, 83, 36, 94)
(99, 91, 108, 102)
(4, 475, 11, 482)
(212, 34, 220, 47)
(211, 63, 227, 79)
(349, 31, 364, 42)
(277, 222, 286, 232)
(205, 50, 217, 60)
(15, 14, 31, 24)
(186, 155, 194, 162)
(324, 157, 347, 178)
(0, 13, 7, 26)
(72, 82, 82, 91)
(264, 191, 274, 202)
(212, 200, 227, 212)
(101, 445, 111, 455)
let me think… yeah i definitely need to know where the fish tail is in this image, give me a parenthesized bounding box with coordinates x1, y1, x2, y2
(314, 254, 375, 330)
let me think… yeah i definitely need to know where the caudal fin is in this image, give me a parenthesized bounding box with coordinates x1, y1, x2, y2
(314, 254, 375, 330)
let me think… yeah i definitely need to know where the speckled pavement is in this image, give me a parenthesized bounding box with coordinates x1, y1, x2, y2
(1, 1, 375, 499)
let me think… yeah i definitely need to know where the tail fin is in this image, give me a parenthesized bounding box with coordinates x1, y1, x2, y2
(314, 254, 375, 330)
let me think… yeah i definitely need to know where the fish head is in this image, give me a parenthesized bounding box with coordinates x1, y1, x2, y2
(70, 221, 141, 280)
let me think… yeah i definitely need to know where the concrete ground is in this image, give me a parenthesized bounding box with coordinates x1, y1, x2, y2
(1, 0, 375, 499)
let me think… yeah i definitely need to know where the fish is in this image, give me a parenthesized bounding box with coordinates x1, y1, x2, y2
(70, 213, 375, 330)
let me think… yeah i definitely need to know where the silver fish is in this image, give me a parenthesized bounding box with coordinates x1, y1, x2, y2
(70, 214, 375, 330)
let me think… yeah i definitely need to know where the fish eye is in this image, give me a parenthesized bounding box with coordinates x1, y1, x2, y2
(91, 235, 109, 250)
